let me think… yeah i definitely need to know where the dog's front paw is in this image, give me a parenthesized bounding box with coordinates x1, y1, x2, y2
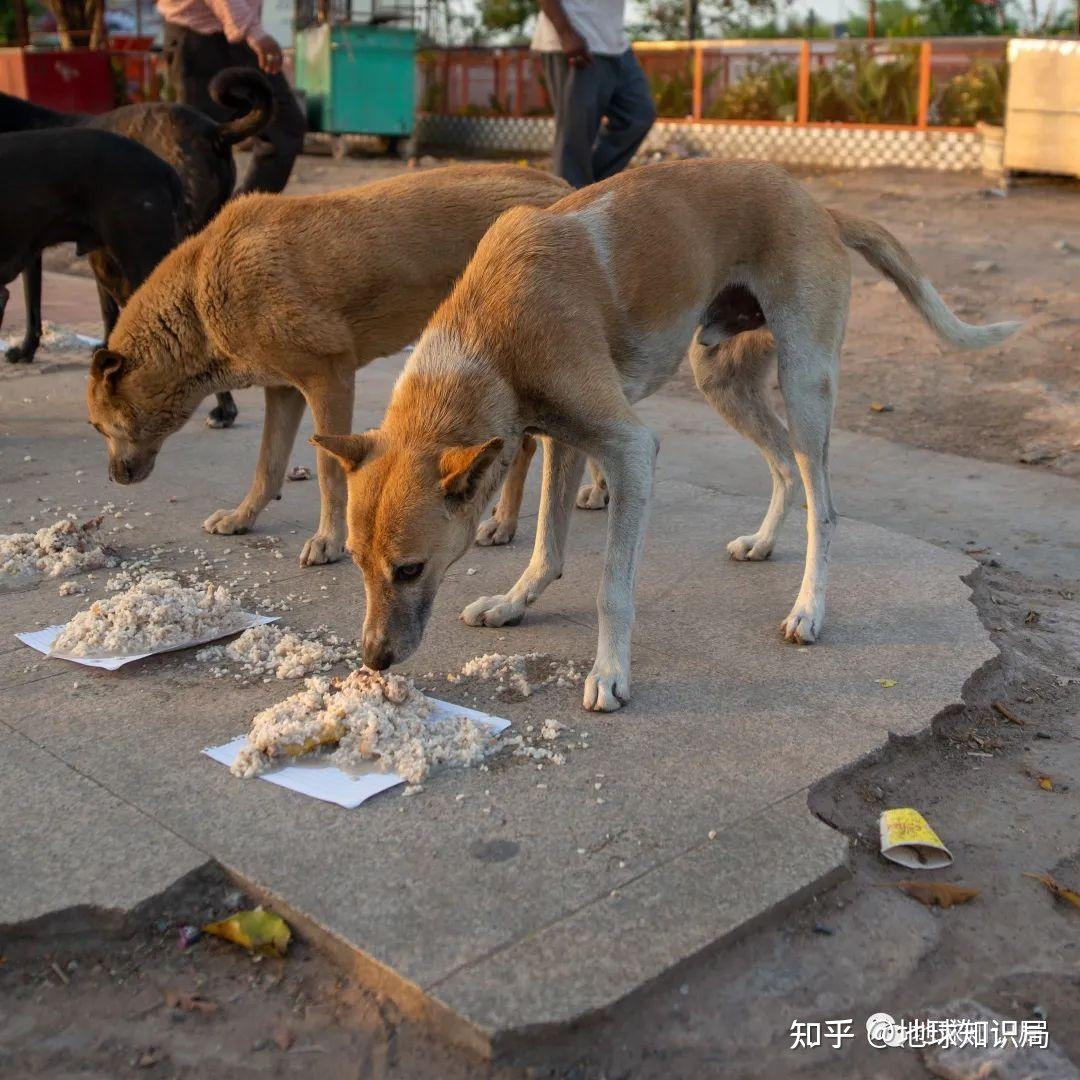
(780, 601, 823, 644)
(576, 481, 609, 510)
(727, 533, 774, 561)
(460, 594, 526, 627)
(474, 514, 516, 546)
(5, 342, 37, 364)
(300, 533, 346, 566)
(583, 663, 629, 712)
(203, 507, 255, 535)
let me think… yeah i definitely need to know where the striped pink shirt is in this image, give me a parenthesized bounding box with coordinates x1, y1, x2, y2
(156, 0, 265, 46)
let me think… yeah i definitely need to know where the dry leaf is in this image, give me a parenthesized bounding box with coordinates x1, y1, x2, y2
(1025, 872, 1080, 911)
(202, 908, 291, 957)
(876, 678, 897, 688)
(273, 1024, 295, 1051)
(898, 880, 979, 908)
(991, 701, 1025, 726)
(869, 401, 894, 413)
(1022, 768, 1056, 792)
(1025, 609, 1041, 625)
(165, 991, 218, 1016)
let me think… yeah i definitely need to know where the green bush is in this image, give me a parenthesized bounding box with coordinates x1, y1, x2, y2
(934, 59, 1006, 127)
(810, 42, 920, 124)
(706, 59, 798, 121)
(647, 64, 695, 118)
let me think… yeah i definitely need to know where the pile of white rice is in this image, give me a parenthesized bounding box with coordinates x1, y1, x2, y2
(231, 669, 496, 783)
(450, 653, 585, 699)
(0, 516, 116, 581)
(50, 573, 248, 658)
(197, 623, 358, 680)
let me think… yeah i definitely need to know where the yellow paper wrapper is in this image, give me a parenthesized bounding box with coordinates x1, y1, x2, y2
(879, 807, 954, 870)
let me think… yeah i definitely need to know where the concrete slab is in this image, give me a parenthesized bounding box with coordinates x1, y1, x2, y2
(0, 723, 207, 930)
(0, 327, 1003, 1055)
(1, 488, 993, 1054)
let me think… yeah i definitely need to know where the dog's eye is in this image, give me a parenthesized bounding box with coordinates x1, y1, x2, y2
(394, 562, 425, 582)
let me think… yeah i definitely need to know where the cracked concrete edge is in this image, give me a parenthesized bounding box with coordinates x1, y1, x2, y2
(219, 863, 496, 1059)
(808, 562, 1005, 823)
(0, 860, 221, 941)
(225, 798, 850, 1062)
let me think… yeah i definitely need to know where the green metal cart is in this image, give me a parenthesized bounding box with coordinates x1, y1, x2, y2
(294, 14, 418, 158)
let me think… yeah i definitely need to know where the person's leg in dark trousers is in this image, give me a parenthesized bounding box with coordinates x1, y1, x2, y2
(164, 21, 227, 115)
(592, 50, 656, 182)
(541, 51, 611, 188)
(163, 22, 305, 195)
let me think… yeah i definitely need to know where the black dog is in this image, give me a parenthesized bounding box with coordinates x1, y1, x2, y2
(0, 68, 273, 427)
(0, 129, 185, 342)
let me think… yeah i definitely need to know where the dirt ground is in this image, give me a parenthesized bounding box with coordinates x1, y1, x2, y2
(7, 150, 1079, 1078)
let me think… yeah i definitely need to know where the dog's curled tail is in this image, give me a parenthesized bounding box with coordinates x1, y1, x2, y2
(209, 67, 275, 147)
(828, 207, 1022, 350)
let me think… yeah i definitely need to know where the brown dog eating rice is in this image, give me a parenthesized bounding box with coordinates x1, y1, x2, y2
(314, 159, 1021, 712)
(85, 165, 569, 566)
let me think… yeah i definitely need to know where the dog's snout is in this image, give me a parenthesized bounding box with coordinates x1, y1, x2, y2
(364, 639, 396, 671)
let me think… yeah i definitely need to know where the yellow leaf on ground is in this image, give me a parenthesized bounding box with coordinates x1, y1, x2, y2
(876, 678, 897, 688)
(898, 881, 979, 908)
(202, 907, 291, 956)
(1037, 775, 1054, 791)
(1025, 872, 1080, 911)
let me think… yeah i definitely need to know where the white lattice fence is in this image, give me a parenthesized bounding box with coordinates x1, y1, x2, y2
(415, 115, 982, 172)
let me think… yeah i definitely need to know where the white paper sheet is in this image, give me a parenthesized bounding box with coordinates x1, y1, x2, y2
(15, 615, 278, 671)
(203, 698, 511, 809)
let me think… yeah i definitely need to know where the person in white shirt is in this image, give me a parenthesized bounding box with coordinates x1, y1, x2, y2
(532, 0, 655, 187)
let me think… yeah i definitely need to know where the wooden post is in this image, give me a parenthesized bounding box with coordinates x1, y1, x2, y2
(494, 52, 504, 114)
(442, 49, 451, 114)
(691, 44, 703, 121)
(867, 0, 877, 37)
(797, 40, 811, 124)
(515, 50, 525, 116)
(916, 40, 932, 129)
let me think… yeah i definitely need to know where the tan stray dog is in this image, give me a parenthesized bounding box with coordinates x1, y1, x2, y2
(314, 159, 1021, 710)
(85, 164, 569, 565)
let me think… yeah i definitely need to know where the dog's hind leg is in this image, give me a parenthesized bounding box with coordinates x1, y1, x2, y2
(5, 260, 42, 363)
(775, 334, 842, 645)
(576, 458, 609, 510)
(690, 327, 797, 561)
(476, 433, 536, 546)
(300, 372, 356, 566)
(204, 385, 305, 537)
(463, 437, 584, 626)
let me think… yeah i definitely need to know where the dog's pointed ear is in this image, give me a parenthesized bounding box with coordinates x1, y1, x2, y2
(310, 433, 374, 473)
(440, 437, 504, 501)
(90, 348, 126, 391)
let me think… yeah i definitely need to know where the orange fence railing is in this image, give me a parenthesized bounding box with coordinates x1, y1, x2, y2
(418, 37, 1010, 131)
